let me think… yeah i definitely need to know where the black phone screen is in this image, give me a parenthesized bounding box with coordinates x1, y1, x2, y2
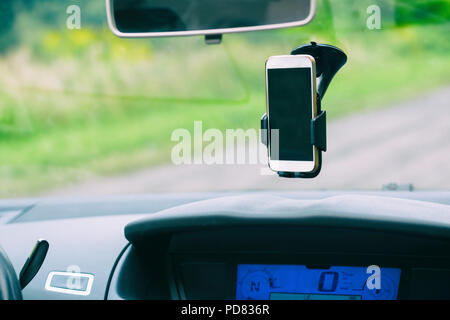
(267, 67, 313, 161)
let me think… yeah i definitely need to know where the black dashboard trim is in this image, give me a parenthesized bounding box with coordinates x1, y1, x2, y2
(104, 243, 131, 300)
(124, 195, 450, 245)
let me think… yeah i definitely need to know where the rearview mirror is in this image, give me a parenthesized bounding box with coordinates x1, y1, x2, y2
(106, 0, 316, 38)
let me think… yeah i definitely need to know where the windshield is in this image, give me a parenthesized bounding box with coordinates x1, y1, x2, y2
(0, 0, 449, 198)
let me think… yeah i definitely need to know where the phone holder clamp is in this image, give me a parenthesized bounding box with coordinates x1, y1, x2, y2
(261, 42, 347, 178)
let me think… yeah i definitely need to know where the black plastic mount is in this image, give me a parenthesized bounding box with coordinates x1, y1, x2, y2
(261, 42, 347, 178)
(205, 34, 222, 45)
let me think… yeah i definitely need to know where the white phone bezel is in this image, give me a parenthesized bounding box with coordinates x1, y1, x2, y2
(265, 55, 318, 173)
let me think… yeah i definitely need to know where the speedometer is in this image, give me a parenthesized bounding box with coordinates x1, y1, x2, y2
(236, 264, 401, 300)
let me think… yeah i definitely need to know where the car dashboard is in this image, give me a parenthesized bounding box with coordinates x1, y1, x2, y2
(0, 191, 449, 300)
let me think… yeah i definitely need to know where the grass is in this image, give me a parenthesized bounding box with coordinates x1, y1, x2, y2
(0, 5, 449, 197)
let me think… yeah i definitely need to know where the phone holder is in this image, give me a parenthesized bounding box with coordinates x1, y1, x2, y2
(261, 42, 347, 178)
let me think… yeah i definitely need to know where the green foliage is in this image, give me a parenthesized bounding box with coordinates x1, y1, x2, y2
(395, 0, 450, 25)
(0, 0, 17, 53)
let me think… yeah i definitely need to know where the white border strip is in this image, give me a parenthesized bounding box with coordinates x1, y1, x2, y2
(45, 271, 94, 296)
(106, 0, 316, 38)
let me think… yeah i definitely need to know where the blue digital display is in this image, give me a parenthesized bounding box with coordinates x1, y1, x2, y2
(236, 264, 401, 300)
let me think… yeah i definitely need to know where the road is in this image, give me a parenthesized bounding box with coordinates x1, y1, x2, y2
(45, 87, 450, 196)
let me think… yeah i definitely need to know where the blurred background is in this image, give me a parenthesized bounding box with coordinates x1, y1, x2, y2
(0, 0, 449, 198)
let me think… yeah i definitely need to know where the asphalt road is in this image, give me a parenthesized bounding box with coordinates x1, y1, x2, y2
(46, 87, 450, 196)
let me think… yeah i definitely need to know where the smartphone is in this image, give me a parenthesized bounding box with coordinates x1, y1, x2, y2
(265, 54, 318, 173)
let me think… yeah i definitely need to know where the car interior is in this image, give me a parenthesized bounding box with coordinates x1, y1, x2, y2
(0, 0, 449, 301)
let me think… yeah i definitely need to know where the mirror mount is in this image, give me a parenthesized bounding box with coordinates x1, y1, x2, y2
(205, 34, 222, 45)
